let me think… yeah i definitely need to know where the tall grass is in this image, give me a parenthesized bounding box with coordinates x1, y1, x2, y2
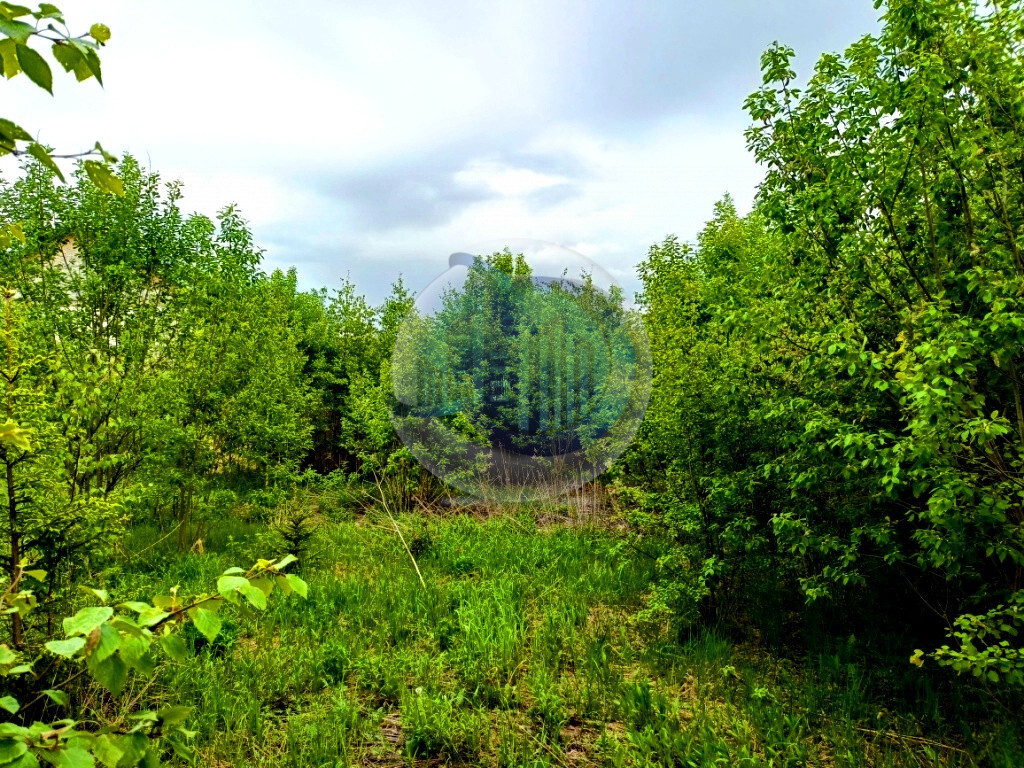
(95, 504, 1021, 767)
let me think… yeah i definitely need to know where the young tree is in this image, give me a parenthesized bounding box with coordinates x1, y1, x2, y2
(743, 0, 1024, 682)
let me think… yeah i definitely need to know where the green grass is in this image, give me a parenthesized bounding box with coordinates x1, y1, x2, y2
(93, 507, 1021, 767)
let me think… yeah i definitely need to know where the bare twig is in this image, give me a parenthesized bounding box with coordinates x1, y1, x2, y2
(854, 726, 968, 754)
(372, 474, 426, 590)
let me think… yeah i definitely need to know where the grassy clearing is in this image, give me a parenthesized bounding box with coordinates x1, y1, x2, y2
(97, 507, 1020, 767)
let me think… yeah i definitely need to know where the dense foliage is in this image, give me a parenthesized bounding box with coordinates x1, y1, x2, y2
(619, 0, 1024, 690)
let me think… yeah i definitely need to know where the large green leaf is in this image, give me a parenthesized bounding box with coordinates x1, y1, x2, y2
(50, 40, 88, 80)
(216, 574, 248, 598)
(4, 746, 39, 767)
(92, 734, 123, 768)
(239, 582, 267, 610)
(0, 738, 28, 763)
(54, 746, 94, 768)
(89, 623, 121, 663)
(63, 606, 112, 637)
(0, 118, 30, 143)
(159, 633, 187, 663)
(14, 42, 51, 93)
(89, 653, 127, 696)
(45, 637, 86, 658)
(0, 17, 33, 43)
(118, 635, 155, 676)
(26, 142, 65, 182)
(69, 40, 100, 83)
(0, 38, 18, 77)
(156, 705, 191, 727)
(42, 689, 69, 707)
(82, 160, 122, 195)
(191, 606, 221, 643)
(285, 573, 309, 599)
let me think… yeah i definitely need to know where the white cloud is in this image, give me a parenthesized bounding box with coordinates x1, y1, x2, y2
(455, 161, 568, 197)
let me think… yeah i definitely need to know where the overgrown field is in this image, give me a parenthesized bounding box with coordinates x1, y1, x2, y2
(94, 506, 1020, 768)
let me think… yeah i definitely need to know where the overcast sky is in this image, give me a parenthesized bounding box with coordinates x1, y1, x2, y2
(2, 1, 880, 304)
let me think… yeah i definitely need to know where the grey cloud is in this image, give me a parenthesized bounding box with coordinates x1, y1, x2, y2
(298, 139, 594, 232)
(557, 1, 881, 127)
(313, 157, 497, 230)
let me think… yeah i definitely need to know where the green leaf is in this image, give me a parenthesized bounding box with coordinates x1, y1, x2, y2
(45, 637, 86, 658)
(0, 724, 26, 739)
(0, 694, 18, 713)
(93, 141, 115, 163)
(79, 587, 109, 604)
(71, 41, 101, 84)
(92, 734, 123, 768)
(35, 4, 63, 21)
(156, 705, 191, 727)
(54, 746, 94, 768)
(0, 17, 33, 43)
(4, 746, 39, 767)
(151, 595, 177, 610)
(118, 635, 154, 676)
(42, 689, 69, 707)
(63, 606, 113, 637)
(89, 23, 110, 44)
(0, 5, 33, 19)
(0, 37, 19, 77)
(275, 575, 292, 595)
(26, 143, 66, 181)
(0, 738, 28, 763)
(23, 569, 45, 582)
(250, 576, 274, 597)
(191, 607, 221, 643)
(240, 582, 267, 610)
(168, 736, 194, 763)
(274, 554, 298, 571)
(136, 607, 169, 627)
(82, 160, 122, 195)
(1, 222, 24, 245)
(51, 40, 79, 71)
(90, 653, 127, 696)
(14, 42, 51, 93)
(159, 633, 187, 663)
(285, 573, 308, 599)
(216, 574, 248, 597)
(118, 601, 152, 613)
(0, 118, 30, 143)
(51, 40, 91, 81)
(90, 624, 120, 663)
